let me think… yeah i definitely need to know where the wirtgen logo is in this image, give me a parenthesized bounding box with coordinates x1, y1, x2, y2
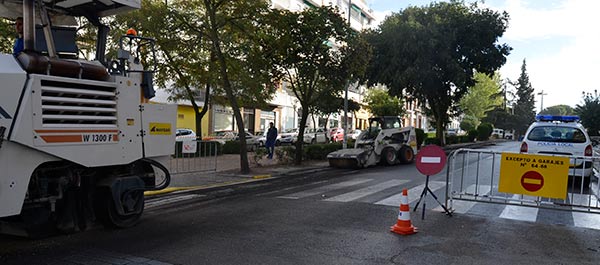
(149, 123, 172, 135)
(0, 106, 12, 119)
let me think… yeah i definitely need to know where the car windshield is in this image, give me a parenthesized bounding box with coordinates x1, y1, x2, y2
(527, 126, 587, 143)
(284, 128, 298, 133)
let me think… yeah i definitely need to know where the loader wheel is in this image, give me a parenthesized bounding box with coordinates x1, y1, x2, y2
(382, 148, 398, 166)
(399, 146, 415, 164)
(95, 187, 144, 228)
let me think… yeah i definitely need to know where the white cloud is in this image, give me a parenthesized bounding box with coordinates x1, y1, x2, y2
(484, 0, 600, 109)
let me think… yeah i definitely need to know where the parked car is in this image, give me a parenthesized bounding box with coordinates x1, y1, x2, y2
(520, 115, 594, 179)
(350, 129, 362, 140)
(176, 128, 196, 142)
(279, 128, 299, 145)
(492, 128, 504, 139)
(329, 128, 344, 142)
(298, 128, 328, 144)
(233, 131, 259, 151)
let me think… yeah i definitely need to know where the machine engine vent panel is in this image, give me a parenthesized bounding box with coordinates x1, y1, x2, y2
(40, 80, 117, 127)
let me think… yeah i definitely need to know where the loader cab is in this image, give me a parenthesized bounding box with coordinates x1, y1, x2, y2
(364, 116, 402, 139)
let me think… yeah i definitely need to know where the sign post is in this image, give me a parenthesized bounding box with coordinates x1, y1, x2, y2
(413, 145, 452, 219)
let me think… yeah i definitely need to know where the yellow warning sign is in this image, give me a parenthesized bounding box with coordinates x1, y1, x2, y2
(149, 123, 172, 135)
(499, 153, 569, 199)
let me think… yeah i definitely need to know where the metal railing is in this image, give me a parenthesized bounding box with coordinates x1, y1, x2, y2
(169, 140, 218, 175)
(445, 148, 600, 214)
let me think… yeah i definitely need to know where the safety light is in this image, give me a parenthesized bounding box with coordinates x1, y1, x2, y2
(535, 115, 580, 122)
(126, 28, 137, 36)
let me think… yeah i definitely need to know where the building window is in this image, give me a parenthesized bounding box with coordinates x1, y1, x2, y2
(178, 114, 184, 119)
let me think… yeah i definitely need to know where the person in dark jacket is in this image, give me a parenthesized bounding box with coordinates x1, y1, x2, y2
(13, 17, 23, 56)
(265, 122, 277, 159)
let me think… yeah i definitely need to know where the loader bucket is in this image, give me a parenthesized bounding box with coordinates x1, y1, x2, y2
(327, 148, 370, 169)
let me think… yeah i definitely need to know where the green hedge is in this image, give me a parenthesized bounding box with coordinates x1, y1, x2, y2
(222, 141, 241, 154)
(303, 142, 344, 160)
(477, 123, 493, 141)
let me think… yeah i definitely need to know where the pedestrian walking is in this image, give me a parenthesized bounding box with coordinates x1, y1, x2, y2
(265, 122, 277, 159)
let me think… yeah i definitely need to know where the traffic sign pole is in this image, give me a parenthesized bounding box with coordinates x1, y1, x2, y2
(413, 175, 452, 219)
(413, 145, 452, 219)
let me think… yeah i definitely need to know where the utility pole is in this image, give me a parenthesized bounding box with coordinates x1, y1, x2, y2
(537, 90, 547, 114)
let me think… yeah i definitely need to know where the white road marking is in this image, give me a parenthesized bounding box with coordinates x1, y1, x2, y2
(324, 179, 410, 202)
(499, 195, 539, 222)
(375, 181, 446, 207)
(277, 179, 372, 199)
(145, 194, 205, 209)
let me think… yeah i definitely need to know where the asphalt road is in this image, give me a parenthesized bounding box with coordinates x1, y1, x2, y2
(2, 141, 600, 264)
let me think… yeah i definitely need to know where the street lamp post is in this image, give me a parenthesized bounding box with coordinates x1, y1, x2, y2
(537, 90, 548, 113)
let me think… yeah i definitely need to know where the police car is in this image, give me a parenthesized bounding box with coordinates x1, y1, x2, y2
(520, 115, 595, 178)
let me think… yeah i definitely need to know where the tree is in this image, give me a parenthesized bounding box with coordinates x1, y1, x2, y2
(511, 59, 536, 137)
(540, 105, 575, 116)
(0, 18, 14, 53)
(365, 1, 511, 145)
(270, 6, 371, 164)
(459, 72, 503, 123)
(460, 115, 479, 131)
(117, 0, 279, 173)
(111, 0, 215, 140)
(363, 86, 405, 117)
(575, 91, 600, 136)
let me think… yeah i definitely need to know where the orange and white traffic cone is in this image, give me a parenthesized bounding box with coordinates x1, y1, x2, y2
(390, 188, 417, 235)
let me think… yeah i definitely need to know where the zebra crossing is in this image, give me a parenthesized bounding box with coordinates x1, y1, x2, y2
(265, 177, 600, 230)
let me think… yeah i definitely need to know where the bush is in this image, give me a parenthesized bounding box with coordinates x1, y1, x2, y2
(424, 137, 441, 146)
(415, 128, 426, 149)
(222, 141, 240, 154)
(446, 135, 458, 145)
(458, 135, 471, 143)
(468, 129, 478, 142)
(276, 146, 296, 164)
(477, 123, 493, 141)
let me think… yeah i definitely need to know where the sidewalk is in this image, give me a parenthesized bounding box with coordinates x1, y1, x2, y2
(146, 139, 506, 196)
(146, 152, 331, 196)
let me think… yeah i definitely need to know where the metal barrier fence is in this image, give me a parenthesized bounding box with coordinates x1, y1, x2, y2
(168, 140, 218, 175)
(445, 148, 600, 214)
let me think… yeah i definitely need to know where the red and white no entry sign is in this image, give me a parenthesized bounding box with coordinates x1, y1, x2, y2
(521, 171, 544, 192)
(415, 145, 447, 176)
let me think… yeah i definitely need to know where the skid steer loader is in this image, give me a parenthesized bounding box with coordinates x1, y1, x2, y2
(327, 116, 418, 168)
(0, 1, 175, 237)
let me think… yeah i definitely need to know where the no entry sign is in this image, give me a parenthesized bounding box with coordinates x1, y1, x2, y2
(499, 153, 569, 199)
(416, 145, 447, 176)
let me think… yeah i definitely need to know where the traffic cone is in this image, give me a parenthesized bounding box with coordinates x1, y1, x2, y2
(390, 188, 417, 235)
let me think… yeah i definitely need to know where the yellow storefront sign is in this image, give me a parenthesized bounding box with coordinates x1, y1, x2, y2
(498, 153, 569, 199)
(149, 122, 172, 135)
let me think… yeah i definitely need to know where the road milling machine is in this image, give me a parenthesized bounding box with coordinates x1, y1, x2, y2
(0, 0, 176, 236)
(327, 116, 418, 168)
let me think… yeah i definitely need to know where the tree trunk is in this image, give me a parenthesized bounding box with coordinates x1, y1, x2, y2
(206, 4, 249, 174)
(295, 106, 310, 165)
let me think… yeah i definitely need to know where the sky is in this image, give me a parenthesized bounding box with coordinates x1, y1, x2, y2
(366, 0, 600, 111)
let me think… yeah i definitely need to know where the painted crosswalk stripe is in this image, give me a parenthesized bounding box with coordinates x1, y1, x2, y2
(572, 212, 600, 230)
(145, 194, 205, 209)
(434, 184, 492, 214)
(323, 179, 410, 202)
(499, 194, 539, 222)
(374, 181, 446, 207)
(277, 179, 373, 199)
